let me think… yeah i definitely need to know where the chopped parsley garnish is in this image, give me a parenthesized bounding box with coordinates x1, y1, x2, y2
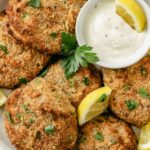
(140, 65, 147, 77)
(28, 0, 40, 8)
(82, 77, 90, 85)
(123, 84, 132, 91)
(0, 44, 8, 54)
(125, 100, 138, 110)
(38, 68, 48, 77)
(61, 32, 99, 79)
(138, 87, 150, 99)
(5, 112, 13, 124)
(29, 118, 35, 124)
(19, 78, 28, 84)
(44, 125, 55, 134)
(50, 32, 57, 39)
(98, 93, 107, 102)
(95, 132, 104, 141)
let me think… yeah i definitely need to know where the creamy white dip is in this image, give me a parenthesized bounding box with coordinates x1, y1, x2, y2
(84, 0, 146, 63)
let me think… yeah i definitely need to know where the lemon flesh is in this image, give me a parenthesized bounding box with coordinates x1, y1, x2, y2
(116, 0, 146, 32)
(0, 89, 7, 107)
(77, 87, 112, 126)
(138, 122, 150, 150)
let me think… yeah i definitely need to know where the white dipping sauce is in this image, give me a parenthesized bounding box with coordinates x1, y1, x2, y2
(84, 0, 146, 63)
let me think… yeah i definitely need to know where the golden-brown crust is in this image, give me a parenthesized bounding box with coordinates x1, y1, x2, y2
(78, 116, 137, 150)
(7, 0, 86, 54)
(44, 61, 101, 108)
(101, 68, 127, 90)
(0, 13, 50, 88)
(102, 56, 150, 127)
(5, 77, 78, 150)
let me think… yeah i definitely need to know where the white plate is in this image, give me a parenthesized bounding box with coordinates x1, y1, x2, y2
(0, 0, 150, 149)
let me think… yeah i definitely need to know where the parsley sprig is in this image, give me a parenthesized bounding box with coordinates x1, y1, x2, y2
(61, 32, 99, 78)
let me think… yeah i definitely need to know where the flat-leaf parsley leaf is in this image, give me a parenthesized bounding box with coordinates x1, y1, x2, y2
(28, 0, 40, 8)
(61, 32, 77, 56)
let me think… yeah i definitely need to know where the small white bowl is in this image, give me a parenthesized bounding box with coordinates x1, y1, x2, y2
(76, 0, 150, 69)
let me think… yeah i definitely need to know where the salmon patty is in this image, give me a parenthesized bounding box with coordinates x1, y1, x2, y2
(44, 61, 101, 107)
(7, 0, 85, 54)
(5, 77, 77, 150)
(102, 56, 150, 127)
(77, 115, 137, 150)
(0, 13, 49, 88)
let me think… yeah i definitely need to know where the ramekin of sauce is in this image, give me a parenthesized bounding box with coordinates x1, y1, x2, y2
(76, 0, 150, 68)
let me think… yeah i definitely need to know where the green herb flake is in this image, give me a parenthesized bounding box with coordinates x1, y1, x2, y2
(95, 132, 104, 141)
(140, 65, 147, 77)
(38, 68, 48, 77)
(125, 100, 138, 110)
(44, 125, 55, 134)
(29, 118, 35, 124)
(123, 84, 132, 91)
(28, 0, 40, 8)
(0, 44, 8, 54)
(138, 87, 150, 99)
(98, 93, 107, 102)
(82, 77, 90, 85)
(19, 78, 28, 84)
(5, 112, 13, 124)
(50, 32, 57, 39)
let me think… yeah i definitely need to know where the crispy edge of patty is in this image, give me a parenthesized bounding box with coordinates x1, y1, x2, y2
(77, 115, 137, 150)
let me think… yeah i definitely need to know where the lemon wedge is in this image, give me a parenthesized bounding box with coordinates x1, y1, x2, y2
(138, 122, 150, 150)
(77, 87, 112, 126)
(0, 89, 7, 107)
(115, 0, 146, 32)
